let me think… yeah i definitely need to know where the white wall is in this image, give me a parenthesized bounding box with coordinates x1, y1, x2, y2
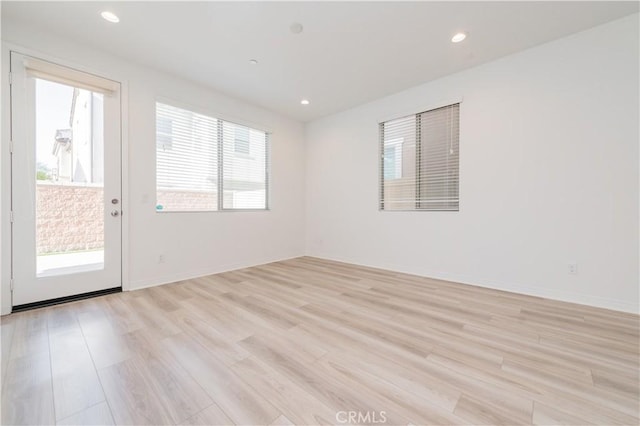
(305, 14, 639, 313)
(1, 20, 306, 313)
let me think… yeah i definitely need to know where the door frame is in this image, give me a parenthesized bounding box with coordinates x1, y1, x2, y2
(1, 43, 131, 314)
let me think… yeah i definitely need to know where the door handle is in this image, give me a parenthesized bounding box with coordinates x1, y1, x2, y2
(110, 210, 120, 217)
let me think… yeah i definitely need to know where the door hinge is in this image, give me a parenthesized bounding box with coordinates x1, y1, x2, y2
(9, 211, 14, 223)
(10, 279, 14, 292)
(9, 139, 13, 154)
(8, 72, 12, 85)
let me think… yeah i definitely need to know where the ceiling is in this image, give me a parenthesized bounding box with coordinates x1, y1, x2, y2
(2, 1, 638, 122)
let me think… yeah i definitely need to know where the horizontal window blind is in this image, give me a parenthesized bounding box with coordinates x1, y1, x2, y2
(380, 115, 417, 210)
(155, 102, 269, 212)
(380, 103, 459, 211)
(221, 122, 268, 209)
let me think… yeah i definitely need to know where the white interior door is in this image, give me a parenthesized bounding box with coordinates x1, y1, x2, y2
(10, 52, 122, 307)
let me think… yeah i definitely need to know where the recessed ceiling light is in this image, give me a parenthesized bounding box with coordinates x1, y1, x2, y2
(249, 59, 258, 65)
(300, 99, 310, 105)
(451, 32, 467, 43)
(101, 11, 120, 23)
(290, 22, 304, 34)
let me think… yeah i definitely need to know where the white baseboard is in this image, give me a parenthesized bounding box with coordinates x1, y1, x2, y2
(127, 254, 302, 292)
(306, 252, 639, 314)
(1, 303, 11, 316)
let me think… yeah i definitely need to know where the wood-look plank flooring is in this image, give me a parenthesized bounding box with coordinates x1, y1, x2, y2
(1, 257, 638, 425)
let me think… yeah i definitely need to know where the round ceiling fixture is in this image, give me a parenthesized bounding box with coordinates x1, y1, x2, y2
(451, 32, 467, 43)
(290, 22, 304, 34)
(300, 99, 310, 105)
(101, 11, 120, 23)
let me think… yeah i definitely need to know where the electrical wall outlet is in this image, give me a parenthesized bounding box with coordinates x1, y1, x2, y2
(158, 254, 165, 264)
(568, 263, 578, 275)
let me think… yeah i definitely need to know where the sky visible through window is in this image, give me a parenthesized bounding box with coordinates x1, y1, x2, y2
(35, 79, 73, 171)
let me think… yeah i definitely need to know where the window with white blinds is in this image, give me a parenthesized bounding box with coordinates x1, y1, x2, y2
(380, 103, 459, 211)
(156, 102, 269, 212)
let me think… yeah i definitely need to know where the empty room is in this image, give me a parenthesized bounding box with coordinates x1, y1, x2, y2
(1, 1, 638, 425)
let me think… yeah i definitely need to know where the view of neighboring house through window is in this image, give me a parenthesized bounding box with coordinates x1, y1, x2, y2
(380, 103, 460, 211)
(383, 139, 403, 180)
(155, 102, 269, 211)
(35, 78, 106, 275)
(234, 125, 250, 155)
(156, 116, 173, 150)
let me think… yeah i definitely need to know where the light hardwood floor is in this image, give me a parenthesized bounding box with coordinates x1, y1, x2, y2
(1, 257, 638, 425)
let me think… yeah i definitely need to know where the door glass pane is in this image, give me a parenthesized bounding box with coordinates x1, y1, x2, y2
(35, 78, 105, 276)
